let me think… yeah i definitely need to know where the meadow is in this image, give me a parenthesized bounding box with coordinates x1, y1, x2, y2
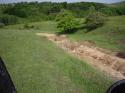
(68, 15, 125, 52)
(0, 1, 125, 93)
(4, 15, 125, 52)
(0, 21, 114, 93)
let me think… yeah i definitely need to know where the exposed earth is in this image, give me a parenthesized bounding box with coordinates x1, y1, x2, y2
(37, 33, 125, 80)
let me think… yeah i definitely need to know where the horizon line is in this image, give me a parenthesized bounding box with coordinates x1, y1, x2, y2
(0, 0, 124, 4)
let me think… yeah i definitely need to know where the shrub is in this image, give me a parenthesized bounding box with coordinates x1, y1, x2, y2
(56, 10, 79, 33)
(0, 15, 18, 25)
(57, 16, 79, 33)
(85, 6, 106, 31)
(23, 23, 35, 29)
(0, 22, 5, 28)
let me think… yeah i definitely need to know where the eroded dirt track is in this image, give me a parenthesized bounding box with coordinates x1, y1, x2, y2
(36, 33, 125, 80)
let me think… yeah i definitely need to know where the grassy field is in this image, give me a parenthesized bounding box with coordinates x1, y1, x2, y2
(68, 16, 125, 52)
(0, 26, 113, 92)
(4, 21, 58, 33)
(4, 16, 125, 53)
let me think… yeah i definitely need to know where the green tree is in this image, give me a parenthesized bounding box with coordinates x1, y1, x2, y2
(56, 10, 79, 33)
(88, 6, 96, 14)
(56, 9, 72, 21)
(0, 15, 18, 25)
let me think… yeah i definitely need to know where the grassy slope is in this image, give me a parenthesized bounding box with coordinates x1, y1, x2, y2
(5, 16, 125, 52)
(0, 28, 113, 92)
(68, 16, 125, 52)
(4, 21, 58, 33)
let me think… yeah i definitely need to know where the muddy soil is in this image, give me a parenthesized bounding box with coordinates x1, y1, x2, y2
(37, 33, 125, 80)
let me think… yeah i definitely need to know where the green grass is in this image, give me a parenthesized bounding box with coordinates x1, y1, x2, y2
(4, 21, 58, 33)
(68, 16, 125, 52)
(5, 16, 125, 52)
(0, 28, 113, 92)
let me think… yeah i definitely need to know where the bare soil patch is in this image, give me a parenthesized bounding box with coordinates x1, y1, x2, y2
(36, 33, 125, 80)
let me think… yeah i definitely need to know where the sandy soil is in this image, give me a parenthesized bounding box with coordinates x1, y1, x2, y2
(36, 33, 125, 80)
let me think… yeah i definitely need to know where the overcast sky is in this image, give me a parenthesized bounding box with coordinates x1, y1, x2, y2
(0, 0, 124, 4)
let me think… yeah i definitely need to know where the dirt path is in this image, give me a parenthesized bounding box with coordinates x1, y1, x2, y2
(36, 33, 125, 80)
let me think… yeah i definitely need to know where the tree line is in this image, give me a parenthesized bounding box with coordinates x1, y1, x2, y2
(0, 1, 125, 26)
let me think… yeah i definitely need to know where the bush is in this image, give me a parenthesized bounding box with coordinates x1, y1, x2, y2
(56, 10, 79, 33)
(57, 17, 79, 33)
(0, 22, 5, 28)
(0, 15, 18, 25)
(85, 6, 106, 31)
(23, 23, 35, 29)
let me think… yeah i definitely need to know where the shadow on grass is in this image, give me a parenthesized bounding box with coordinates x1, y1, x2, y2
(80, 25, 101, 33)
(56, 28, 78, 35)
(56, 25, 102, 35)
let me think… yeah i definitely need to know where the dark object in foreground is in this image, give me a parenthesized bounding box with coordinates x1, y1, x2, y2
(0, 57, 17, 93)
(107, 79, 125, 93)
(116, 52, 125, 59)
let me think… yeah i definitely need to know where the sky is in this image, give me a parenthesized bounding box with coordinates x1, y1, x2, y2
(0, 0, 124, 4)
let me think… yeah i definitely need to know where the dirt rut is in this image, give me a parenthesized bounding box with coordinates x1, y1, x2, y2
(37, 33, 125, 80)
